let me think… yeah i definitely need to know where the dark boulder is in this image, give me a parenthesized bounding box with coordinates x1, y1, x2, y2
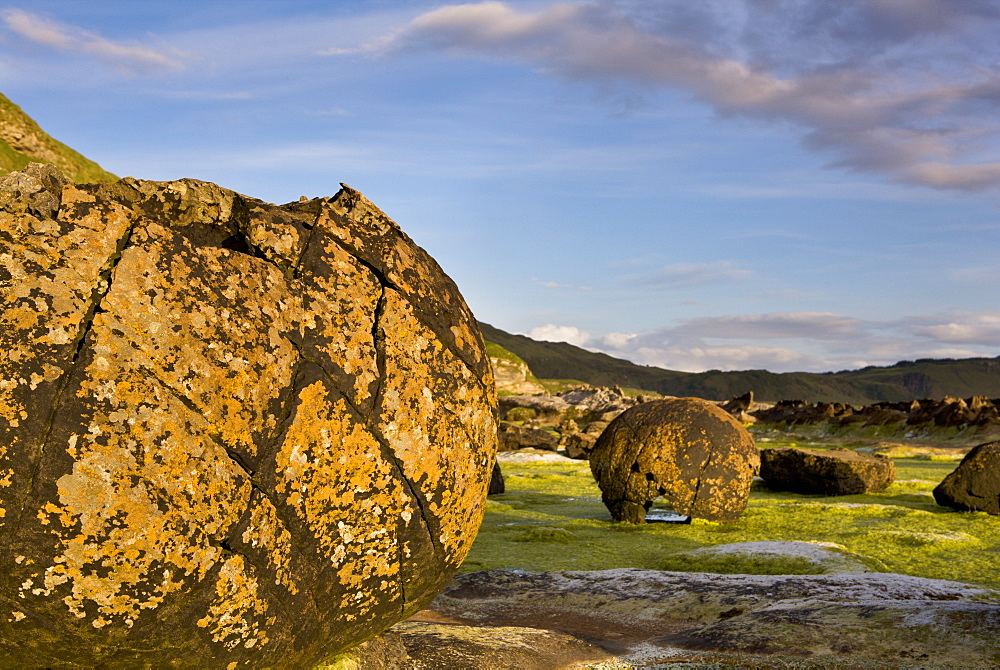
(751, 399, 806, 423)
(488, 461, 506, 495)
(856, 403, 909, 425)
(498, 421, 560, 451)
(562, 432, 597, 460)
(561, 421, 608, 460)
(760, 448, 895, 496)
(589, 397, 759, 523)
(933, 441, 1000, 514)
(933, 397, 976, 426)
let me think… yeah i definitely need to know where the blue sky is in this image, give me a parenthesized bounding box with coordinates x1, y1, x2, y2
(2, 0, 999, 373)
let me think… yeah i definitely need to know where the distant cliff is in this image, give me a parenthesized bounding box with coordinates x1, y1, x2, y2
(0, 92, 116, 183)
(479, 322, 1000, 404)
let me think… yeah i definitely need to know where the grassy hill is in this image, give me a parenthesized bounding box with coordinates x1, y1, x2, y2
(479, 322, 1000, 404)
(0, 92, 116, 183)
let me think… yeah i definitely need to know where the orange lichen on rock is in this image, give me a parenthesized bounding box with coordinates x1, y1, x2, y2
(378, 288, 495, 565)
(0, 164, 497, 667)
(272, 380, 406, 619)
(196, 554, 274, 651)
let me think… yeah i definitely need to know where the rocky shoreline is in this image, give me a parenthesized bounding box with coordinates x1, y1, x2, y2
(496, 387, 1000, 460)
(336, 566, 1000, 668)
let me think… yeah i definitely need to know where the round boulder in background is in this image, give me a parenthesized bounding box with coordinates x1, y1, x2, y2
(589, 397, 759, 523)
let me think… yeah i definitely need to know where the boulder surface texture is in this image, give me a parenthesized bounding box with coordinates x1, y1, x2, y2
(933, 441, 1000, 514)
(589, 397, 759, 523)
(0, 164, 498, 668)
(760, 447, 894, 496)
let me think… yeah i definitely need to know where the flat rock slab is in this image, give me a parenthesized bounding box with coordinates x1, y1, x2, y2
(661, 540, 886, 575)
(411, 568, 1000, 667)
(760, 446, 895, 495)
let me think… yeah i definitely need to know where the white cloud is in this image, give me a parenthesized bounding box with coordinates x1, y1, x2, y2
(526, 323, 591, 346)
(597, 331, 636, 348)
(586, 311, 866, 371)
(1, 9, 184, 75)
(907, 312, 1000, 345)
(629, 343, 811, 373)
(671, 312, 865, 340)
(530, 310, 1000, 373)
(373, 1, 1000, 191)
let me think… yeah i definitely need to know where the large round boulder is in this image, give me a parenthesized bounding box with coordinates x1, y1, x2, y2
(933, 441, 1000, 514)
(589, 397, 759, 523)
(0, 164, 498, 667)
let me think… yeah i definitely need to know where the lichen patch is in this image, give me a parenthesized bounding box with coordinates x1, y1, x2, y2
(378, 288, 497, 565)
(274, 380, 407, 617)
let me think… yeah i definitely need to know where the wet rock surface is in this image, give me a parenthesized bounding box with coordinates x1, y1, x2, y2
(760, 447, 895, 496)
(933, 440, 1000, 514)
(0, 165, 497, 667)
(589, 397, 760, 522)
(390, 619, 614, 669)
(408, 568, 1000, 668)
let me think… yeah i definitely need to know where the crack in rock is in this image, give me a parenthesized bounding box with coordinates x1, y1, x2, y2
(12, 214, 138, 536)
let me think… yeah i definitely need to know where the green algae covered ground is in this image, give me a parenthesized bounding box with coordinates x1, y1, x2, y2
(462, 438, 1000, 590)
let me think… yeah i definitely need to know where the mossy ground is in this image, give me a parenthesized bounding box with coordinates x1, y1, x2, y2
(464, 437, 1000, 590)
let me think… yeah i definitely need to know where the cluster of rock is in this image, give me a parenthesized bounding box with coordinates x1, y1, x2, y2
(497, 385, 1000, 517)
(498, 386, 655, 458)
(749, 394, 1000, 430)
(0, 166, 497, 667)
(499, 388, 1000, 453)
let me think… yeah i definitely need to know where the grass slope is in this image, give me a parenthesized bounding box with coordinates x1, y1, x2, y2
(479, 322, 1000, 403)
(0, 92, 117, 183)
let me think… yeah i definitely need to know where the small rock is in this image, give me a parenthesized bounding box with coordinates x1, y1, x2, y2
(498, 421, 560, 451)
(562, 431, 598, 460)
(488, 461, 506, 495)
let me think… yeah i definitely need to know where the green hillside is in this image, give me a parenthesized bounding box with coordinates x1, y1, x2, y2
(0, 93, 116, 183)
(479, 322, 1000, 404)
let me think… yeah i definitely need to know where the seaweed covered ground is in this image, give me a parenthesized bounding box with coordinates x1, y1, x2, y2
(462, 435, 1000, 590)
